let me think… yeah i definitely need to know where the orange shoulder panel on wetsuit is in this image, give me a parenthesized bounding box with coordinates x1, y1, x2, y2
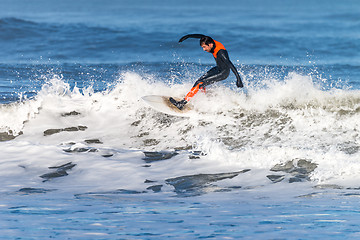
(212, 40, 226, 58)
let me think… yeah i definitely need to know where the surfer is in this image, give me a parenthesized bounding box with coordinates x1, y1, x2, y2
(170, 34, 243, 110)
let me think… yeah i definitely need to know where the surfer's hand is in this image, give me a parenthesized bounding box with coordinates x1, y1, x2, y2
(236, 78, 243, 88)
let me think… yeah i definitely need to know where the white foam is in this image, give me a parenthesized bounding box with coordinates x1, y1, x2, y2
(0, 71, 360, 190)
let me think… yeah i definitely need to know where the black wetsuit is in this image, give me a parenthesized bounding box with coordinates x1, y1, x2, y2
(169, 34, 243, 110)
(180, 34, 243, 90)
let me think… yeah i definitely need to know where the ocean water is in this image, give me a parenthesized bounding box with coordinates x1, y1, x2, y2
(1, 0, 360, 239)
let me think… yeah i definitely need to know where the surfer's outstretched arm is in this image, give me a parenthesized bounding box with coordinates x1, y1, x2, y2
(178, 34, 206, 42)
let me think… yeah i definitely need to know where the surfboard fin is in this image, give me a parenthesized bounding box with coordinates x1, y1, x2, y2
(169, 97, 187, 110)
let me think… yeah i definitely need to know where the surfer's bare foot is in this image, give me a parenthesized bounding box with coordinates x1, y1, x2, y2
(169, 97, 187, 110)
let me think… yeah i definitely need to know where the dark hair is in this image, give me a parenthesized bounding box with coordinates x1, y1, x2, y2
(200, 36, 215, 46)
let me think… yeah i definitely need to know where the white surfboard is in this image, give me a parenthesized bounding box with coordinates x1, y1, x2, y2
(142, 95, 193, 117)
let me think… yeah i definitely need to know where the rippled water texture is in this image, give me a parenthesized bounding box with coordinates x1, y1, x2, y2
(1, 0, 360, 239)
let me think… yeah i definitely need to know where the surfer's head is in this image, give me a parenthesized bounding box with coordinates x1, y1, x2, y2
(200, 36, 215, 53)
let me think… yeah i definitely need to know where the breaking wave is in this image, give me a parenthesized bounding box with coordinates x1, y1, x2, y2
(1, 70, 359, 187)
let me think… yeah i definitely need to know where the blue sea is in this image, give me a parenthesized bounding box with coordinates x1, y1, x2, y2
(1, 0, 360, 239)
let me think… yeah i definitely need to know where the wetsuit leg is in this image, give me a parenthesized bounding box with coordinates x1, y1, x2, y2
(184, 67, 226, 102)
(184, 81, 204, 102)
(170, 66, 229, 109)
(197, 67, 220, 86)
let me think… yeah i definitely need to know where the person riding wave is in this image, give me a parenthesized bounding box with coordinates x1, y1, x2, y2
(170, 34, 243, 110)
